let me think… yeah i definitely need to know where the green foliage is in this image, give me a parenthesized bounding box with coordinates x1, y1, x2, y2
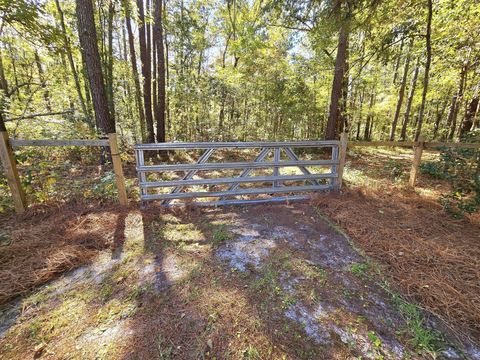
(392, 293, 444, 356)
(211, 225, 231, 245)
(350, 262, 369, 277)
(422, 131, 480, 217)
(420, 161, 447, 180)
(91, 171, 117, 200)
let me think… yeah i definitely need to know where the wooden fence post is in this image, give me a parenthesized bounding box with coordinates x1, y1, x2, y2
(337, 132, 348, 189)
(108, 133, 128, 206)
(0, 132, 27, 213)
(409, 136, 424, 187)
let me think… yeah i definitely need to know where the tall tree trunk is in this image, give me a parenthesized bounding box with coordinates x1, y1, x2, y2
(473, 94, 480, 130)
(163, 0, 170, 132)
(0, 50, 8, 96)
(415, 0, 432, 141)
(218, 33, 231, 137)
(460, 97, 479, 136)
(447, 62, 468, 140)
(364, 92, 375, 140)
(392, 38, 404, 85)
(400, 57, 420, 141)
(433, 99, 448, 138)
(153, 0, 166, 143)
(106, 0, 115, 123)
(0, 51, 7, 132)
(76, 0, 115, 134)
(34, 51, 53, 112)
(137, 0, 155, 142)
(55, 0, 90, 124)
(390, 38, 413, 141)
(124, 0, 146, 141)
(326, 24, 349, 140)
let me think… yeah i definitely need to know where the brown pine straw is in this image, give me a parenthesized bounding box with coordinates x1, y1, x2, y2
(313, 188, 480, 343)
(0, 202, 123, 305)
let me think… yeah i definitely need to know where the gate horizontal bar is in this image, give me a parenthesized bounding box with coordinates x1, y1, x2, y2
(141, 184, 331, 201)
(135, 140, 340, 150)
(163, 195, 313, 207)
(137, 159, 337, 172)
(140, 173, 336, 188)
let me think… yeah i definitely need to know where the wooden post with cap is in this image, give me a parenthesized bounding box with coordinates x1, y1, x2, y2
(0, 131, 27, 213)
(108, 133, 128, 206)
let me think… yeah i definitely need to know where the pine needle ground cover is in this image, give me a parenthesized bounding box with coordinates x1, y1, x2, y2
(0, 147, 479, 359)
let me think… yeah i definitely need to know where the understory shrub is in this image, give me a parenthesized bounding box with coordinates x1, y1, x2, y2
(421, 130, 480, 218)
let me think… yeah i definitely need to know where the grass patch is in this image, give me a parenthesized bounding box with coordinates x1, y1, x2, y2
(350, 262, 369, 277)
(211, 224, 231, 246)
(392, 293, 445, 357)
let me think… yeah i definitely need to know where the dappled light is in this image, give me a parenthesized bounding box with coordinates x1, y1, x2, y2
(0, 0, 480, 358)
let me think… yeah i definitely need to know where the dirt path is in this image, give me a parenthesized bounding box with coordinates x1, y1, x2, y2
(0, 203, 478, 359)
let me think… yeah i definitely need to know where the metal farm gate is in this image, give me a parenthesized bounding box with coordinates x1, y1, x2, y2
(134, 139, 347, 206)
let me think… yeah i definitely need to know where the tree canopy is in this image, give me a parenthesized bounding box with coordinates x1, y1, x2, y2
(0, 0, 479, 143)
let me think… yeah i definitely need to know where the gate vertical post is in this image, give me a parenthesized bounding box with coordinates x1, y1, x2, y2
(273, 147, 280, 187)
(0, 131, 26, 213)
(336, 132, 348, 189)
(409, 136, 424, 187)
(108, 133, 128, 206)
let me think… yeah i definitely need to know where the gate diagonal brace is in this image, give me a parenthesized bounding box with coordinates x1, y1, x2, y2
(162, 148, 215, 205)
(219, 147, 271, 201)
(284, 147, 320, 186)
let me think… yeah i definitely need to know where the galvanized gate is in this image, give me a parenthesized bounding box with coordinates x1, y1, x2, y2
(135, 139, 346, 206)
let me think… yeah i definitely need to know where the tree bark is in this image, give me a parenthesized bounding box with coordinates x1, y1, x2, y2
(460, 97, 479, 136)
(390, 39, 413, 141)
(55, 0, 90, 123)
(364, 92, 375, 140)
(163, 0, 170, 132)
(392, 38, 404, 85)
(414, 0, 432, 141)
(433, 99, 448, 138)
(326, 24, 349, 140)
(105, 0, 115, 123)
(447, 62, 468, 140)
(153, 0, 166, 143)
(124, 0, 146, 141)
(0, 50, 8, 96)
(400, 57, 420, 141)
(75, 0, 115, 134)
(137, 0, 155, 142)
(34, 51, 53, 112)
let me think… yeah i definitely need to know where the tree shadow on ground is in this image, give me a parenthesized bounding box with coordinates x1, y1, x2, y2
(115, 205, 351, 359)
(117, 204, 416, 359)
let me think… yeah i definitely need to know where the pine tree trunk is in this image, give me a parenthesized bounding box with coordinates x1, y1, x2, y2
(137, 0, 155, 142)
(326, 24, 348, 140)
(415, 0, 432, 141)
(390, 38, 413, 141)
(460, 97, 479, 136)
(124, 0, 146, 141)
(433, 99, 448, 138)
(75, 0, 115, 134)
(153, 0, 166, 143)
(34, 51, 53, 112)
(106, 0, 115, 123)
(400, 57, 420, 141)
(364, 92, 375, 140)
(55, 0, 90, 124)
(447, 62, 468, 140)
